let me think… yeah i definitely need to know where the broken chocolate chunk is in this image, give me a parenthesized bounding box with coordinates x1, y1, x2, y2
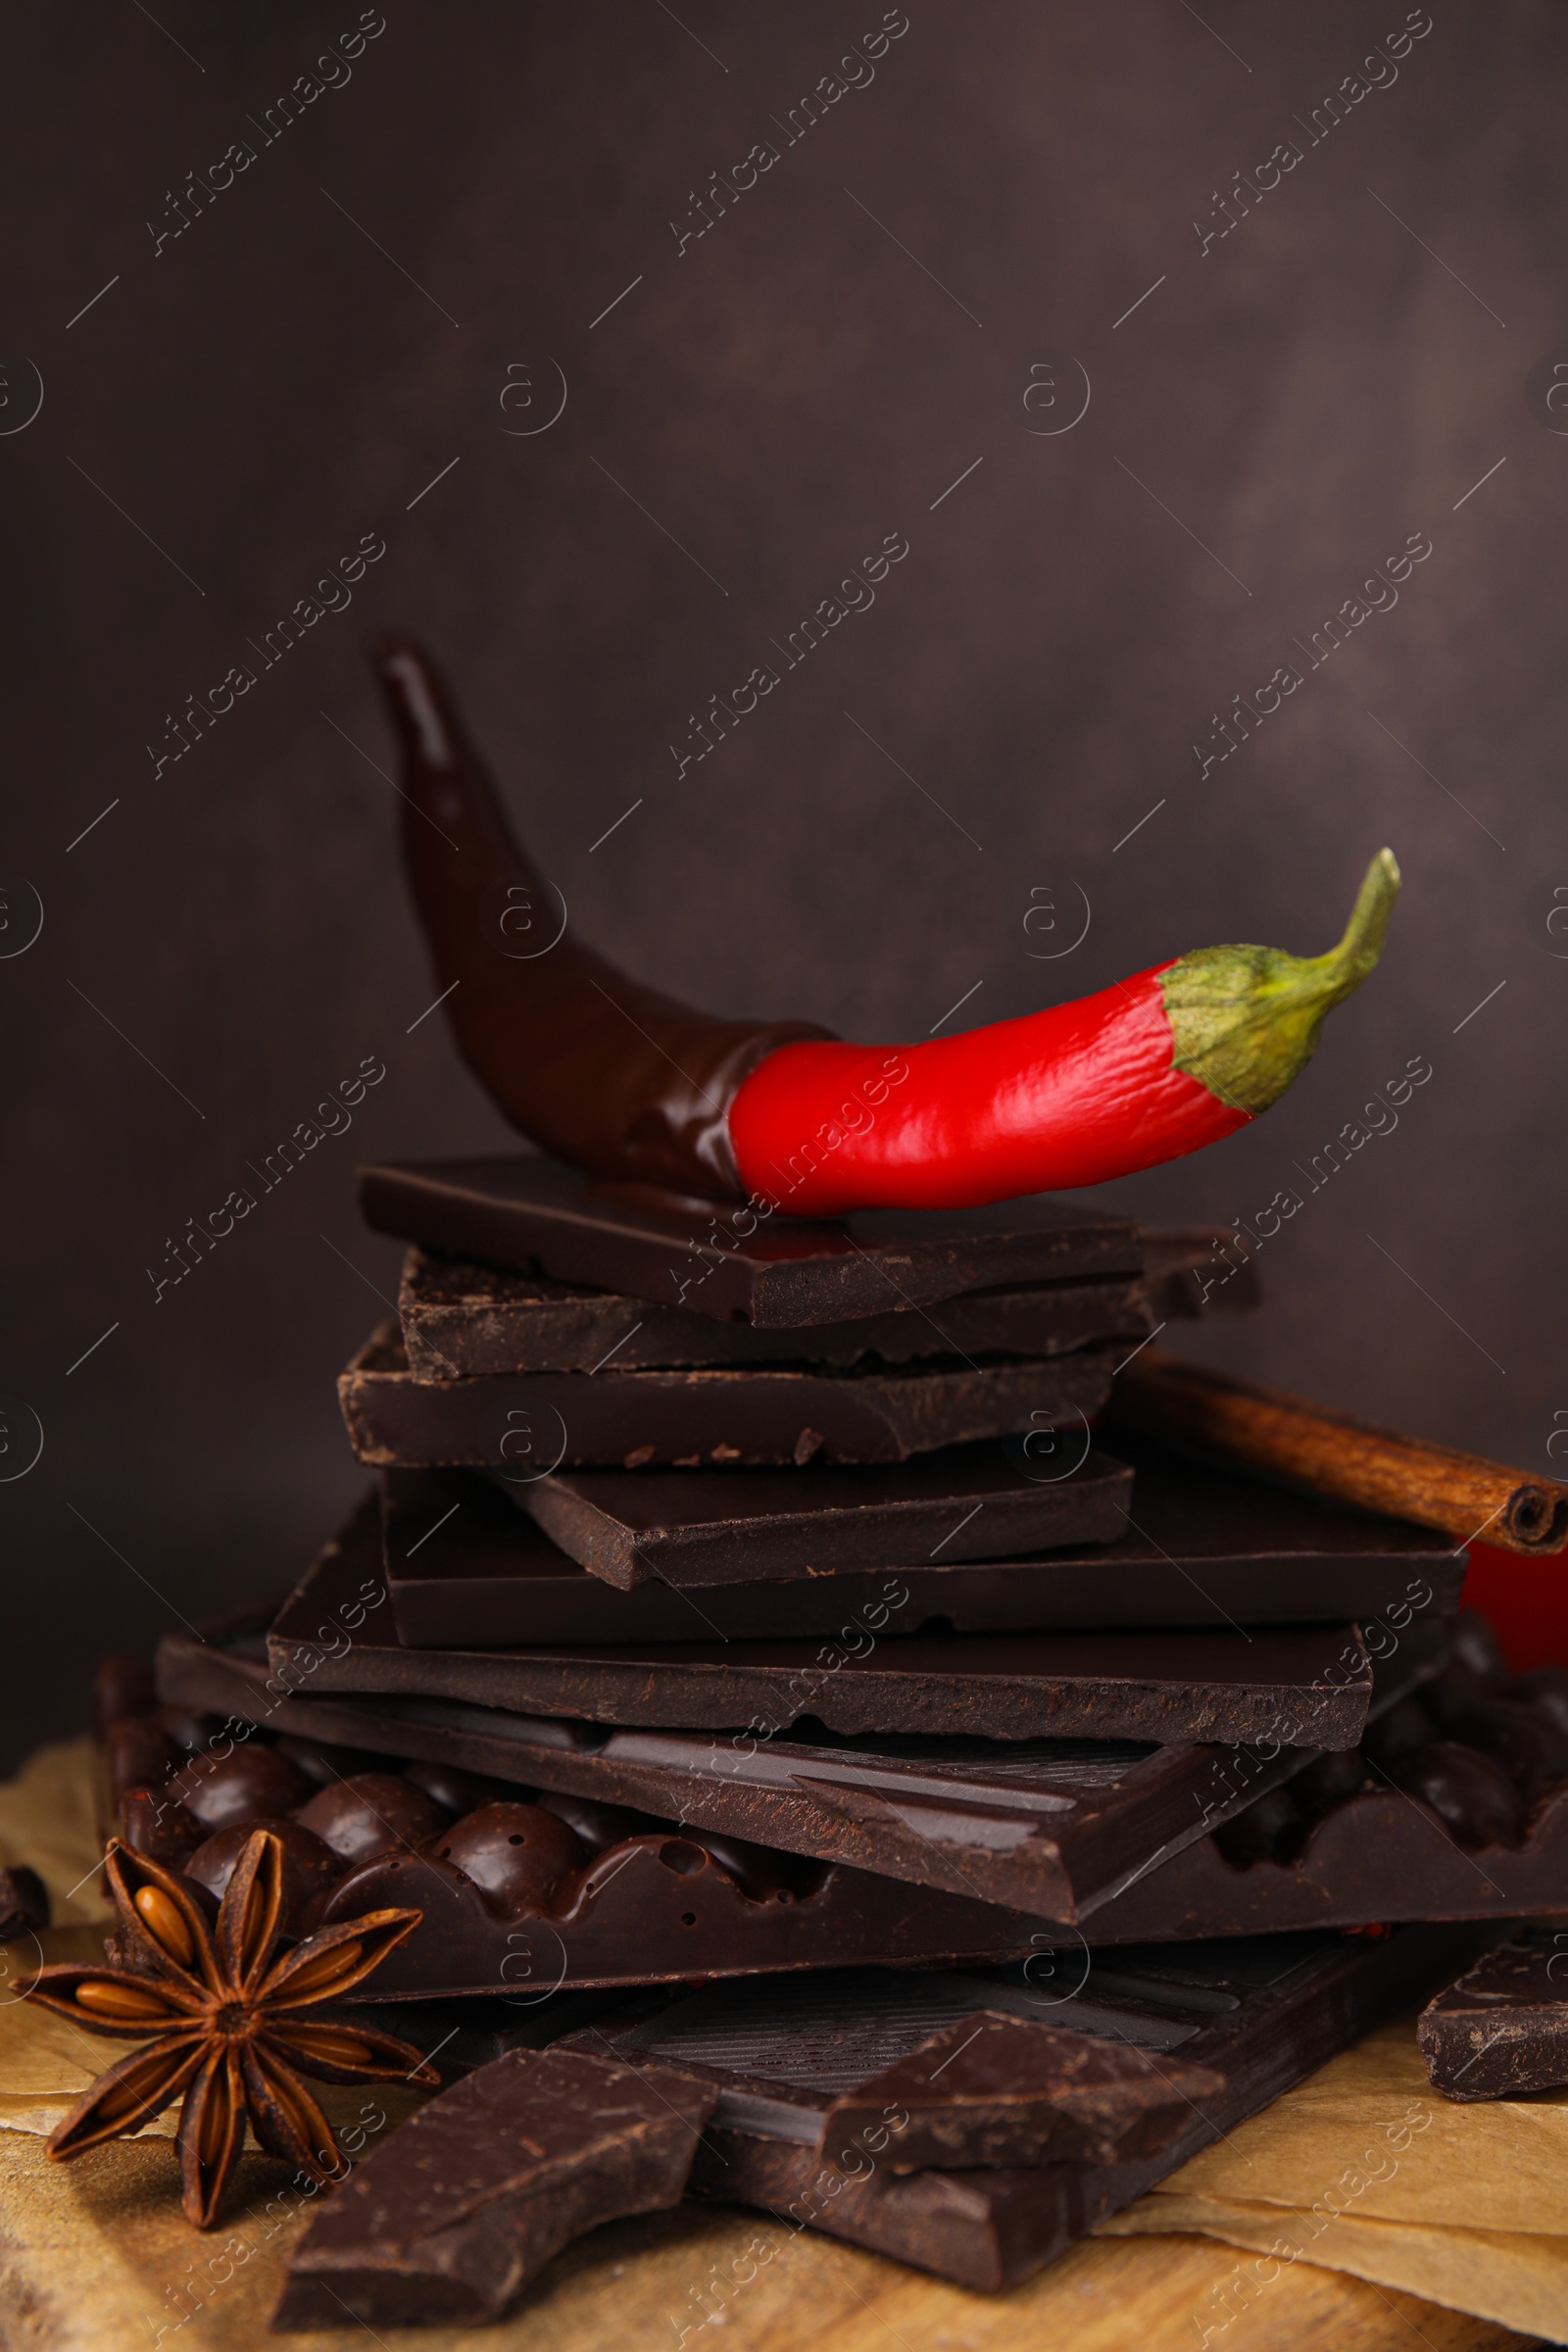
(272, 2045, 717, 2327)
(816, 2008, 1224, 2171)
(1419, 1928, 1568, 2099)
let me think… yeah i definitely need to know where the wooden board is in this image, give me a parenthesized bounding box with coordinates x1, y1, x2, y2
(0, 2129, 1534, 2352)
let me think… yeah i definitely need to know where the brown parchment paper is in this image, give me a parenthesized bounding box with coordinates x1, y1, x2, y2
(1101, 2191, 1568, 2343)
(1090, 2006, 1568, 2338)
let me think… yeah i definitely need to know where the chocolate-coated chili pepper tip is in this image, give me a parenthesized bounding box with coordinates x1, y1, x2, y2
(364, 629, 466, 772)
(366, 628, 831, 1200)
(1162, 848, 1400, 1116)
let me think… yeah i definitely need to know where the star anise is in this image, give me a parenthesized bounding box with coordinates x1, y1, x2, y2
(27, 1829, 438, 2227)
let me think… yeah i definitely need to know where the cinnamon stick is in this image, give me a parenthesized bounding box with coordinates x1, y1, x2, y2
(1108, 1348, 1568, 1557)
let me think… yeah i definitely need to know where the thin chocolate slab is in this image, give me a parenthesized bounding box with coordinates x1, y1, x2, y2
(1418, 1931, 1568, 2099)
(273, 1514, 1374, 1743)
(385, 1466, 1130, 1647)
(573, 1926, 1475, 2289)
(287, 1505, 1382, 1749)
(814, 2009, 1224, 2171)
(383, 1469, 995, 1645)
(383, 1445, 1461, 1644)
(359, 1153, 1142, 1326)
(399, 1247, 1154, 1378)
(1087, 1610, 1568, 1942)
(285, 1487, 1375, 1745)
(396, 1222, 1257, 1384)
(159, 1614, 1442, 1922)
(338, 1324, 1117, 1472)
(511, 1446, 1135, 1590)
(273, 2047, 717, 2327)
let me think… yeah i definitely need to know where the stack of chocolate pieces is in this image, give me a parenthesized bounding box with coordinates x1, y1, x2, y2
(120, 1154, 1555, 2317)
(318, 1158, 1459, 1803)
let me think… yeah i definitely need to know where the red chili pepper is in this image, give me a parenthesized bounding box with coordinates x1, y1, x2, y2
(729, 852, 1398, 1213)
(370, 634, 1398, 1215)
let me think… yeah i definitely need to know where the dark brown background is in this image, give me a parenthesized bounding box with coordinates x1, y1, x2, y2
(2, 2, 1562, 1768)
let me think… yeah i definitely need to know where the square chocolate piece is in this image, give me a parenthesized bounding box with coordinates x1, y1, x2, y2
(396, 1245, 1153, 1377)
(508, 1446, 1133, 1588)
(337, 1324, 1119, 1472)
(359, 1153, 1141, 1326)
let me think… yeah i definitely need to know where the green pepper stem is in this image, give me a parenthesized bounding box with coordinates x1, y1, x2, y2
(1161, 849, 1401, 1117)
(1306, 847, 1400, 1008)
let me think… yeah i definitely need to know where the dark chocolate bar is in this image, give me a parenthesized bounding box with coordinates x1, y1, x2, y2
(274, 2047, 718, 2327)
(1087, 1610, 1568, 1939)
(569, 1927, 1474, 2289)
(381, 1446, 1460, 1645)
(102, 1655, 1058, 1994)
(510, 1447, 1135, 1589)
(312, 1816, 1043, 2000)
(157, 1612, 1440, 1922)
(338, 1324, 1118, 1471)
(358, 1154, 1142, 1326)
(272, 1503, 1376, 1745)
(399, 1247, 1153, 1378)
(1417, 1930, 1568, 2099)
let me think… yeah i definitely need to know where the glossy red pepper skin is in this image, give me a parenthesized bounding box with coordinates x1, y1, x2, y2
(728, 963, 1250, 1215)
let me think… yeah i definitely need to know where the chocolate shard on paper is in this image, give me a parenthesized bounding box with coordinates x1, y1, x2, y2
(1417, 1929, 1568, 2100)
(272, 2046, 717, 2328)
(399, 1246, 1154, 1378)
(815, 2008, 1224, 2171)
(359, 1153, 1143, 1326)
(337, 1323, 1118, 1472)
(510, 1447, 1136, 1589)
